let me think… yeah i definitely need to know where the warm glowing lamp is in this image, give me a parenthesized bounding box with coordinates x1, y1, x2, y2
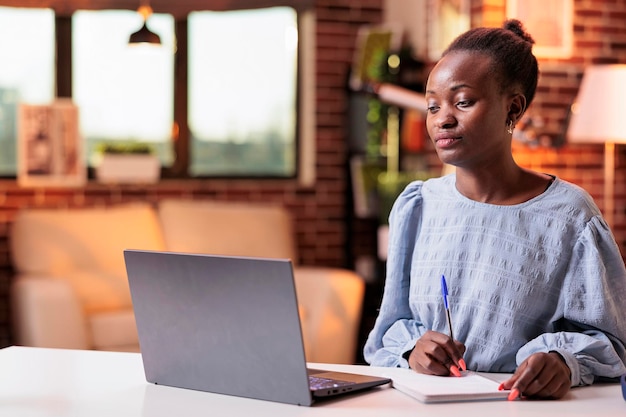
(567, 64, 626, 228)
(128, 2, 161, 45)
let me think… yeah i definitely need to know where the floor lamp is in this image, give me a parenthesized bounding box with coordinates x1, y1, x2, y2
(567, 64, 626, 229)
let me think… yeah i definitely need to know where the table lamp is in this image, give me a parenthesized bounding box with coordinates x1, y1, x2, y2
(566, 64, 626, 229)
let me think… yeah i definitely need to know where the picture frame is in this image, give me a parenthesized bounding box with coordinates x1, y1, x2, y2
(349, 24, 403, 91)
(427, 0, 471, 62)
(18, 99, 85, 187)
(506, 0, 573, 59)
(349, 155, 384, 219)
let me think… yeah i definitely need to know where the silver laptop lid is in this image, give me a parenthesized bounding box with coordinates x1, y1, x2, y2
(124, 249, 313, 406)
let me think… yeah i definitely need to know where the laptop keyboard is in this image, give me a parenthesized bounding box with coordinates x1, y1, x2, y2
(309, 375, 354, 390)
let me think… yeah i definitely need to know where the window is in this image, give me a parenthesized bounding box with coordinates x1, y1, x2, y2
(72, 10, 176, 166)
(0, 7, 55, 175)
(0, 4, 315, 184)
(188, 7, 298, 177)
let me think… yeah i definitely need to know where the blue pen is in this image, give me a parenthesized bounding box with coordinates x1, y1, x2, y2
(441, 275, 454, 340)
(441, 275, 467, 374)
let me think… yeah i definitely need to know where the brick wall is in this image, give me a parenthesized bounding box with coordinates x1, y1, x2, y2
(0, 0, 625, 349)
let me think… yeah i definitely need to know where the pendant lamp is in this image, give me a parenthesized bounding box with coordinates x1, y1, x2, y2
(128, 1, 161, 45)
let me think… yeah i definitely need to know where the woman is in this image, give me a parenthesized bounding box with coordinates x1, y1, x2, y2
(363, 20, 626, 400)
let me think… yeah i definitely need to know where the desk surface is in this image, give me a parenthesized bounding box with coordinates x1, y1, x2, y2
(0, 346, 623, 416)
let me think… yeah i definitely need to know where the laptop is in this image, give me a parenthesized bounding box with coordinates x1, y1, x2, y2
(123, 249, 391, 406)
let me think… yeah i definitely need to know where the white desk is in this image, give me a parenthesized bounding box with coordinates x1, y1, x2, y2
(0, 346, 623, 416)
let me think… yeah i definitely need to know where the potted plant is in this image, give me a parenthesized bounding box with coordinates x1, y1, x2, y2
(94, 142, 160, 184)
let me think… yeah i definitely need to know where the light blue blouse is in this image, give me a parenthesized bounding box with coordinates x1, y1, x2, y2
(363, 174, 626, 386)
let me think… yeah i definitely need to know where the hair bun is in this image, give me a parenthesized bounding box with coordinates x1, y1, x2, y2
(503, 19, 535, 45)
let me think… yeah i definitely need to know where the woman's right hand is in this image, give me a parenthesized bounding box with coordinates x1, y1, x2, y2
(407, 330, 466, 376)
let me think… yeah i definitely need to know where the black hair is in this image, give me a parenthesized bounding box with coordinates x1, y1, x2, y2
(442, 19, 538, 109)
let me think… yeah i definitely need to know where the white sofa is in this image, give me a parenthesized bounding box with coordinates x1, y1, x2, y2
(10, 200, 365, 364)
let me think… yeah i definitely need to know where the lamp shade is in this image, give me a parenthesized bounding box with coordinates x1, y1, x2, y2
(128, 22, 161, 45)
(567, 64, 626, 144)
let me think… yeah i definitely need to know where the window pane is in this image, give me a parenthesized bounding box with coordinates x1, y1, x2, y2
(188, 7, 298, 177)
(0, 7, 55, 175)
(72, 10, 175, 166)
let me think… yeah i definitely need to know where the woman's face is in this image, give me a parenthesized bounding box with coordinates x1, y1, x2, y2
(425, 50, 514, 169)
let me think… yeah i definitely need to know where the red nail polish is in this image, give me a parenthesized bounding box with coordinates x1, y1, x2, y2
(498, 383, 504, 391)
(458, 358, 467, 371)
(507, 388, 520, 401)
(450, 365, 461, 377)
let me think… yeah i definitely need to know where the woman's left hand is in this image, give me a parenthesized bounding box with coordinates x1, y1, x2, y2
(500, 352, 571, 400)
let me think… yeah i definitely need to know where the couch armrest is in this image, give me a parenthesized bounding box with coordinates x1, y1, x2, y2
(11, 275, 89, 349)
(293, 267, 365, 364)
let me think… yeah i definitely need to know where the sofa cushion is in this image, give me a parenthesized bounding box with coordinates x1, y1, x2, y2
(158, 199, 297, 261)
(11, 203, 166, 276)
(11, 203, 166, 313)
(89, 309, 139, 352)
(63, 269, 134, 314)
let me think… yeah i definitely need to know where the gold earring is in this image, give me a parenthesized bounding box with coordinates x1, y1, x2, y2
(507, 120, 514, 134)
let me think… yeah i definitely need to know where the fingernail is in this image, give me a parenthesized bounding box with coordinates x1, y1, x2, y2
(498, 383, 504, 391)
(507, 388, 520, 401)
(450, 365, 461, 377)
(458, 358, 467, 371)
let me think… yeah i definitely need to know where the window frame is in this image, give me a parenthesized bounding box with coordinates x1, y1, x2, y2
(3, 0, 315, 186)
